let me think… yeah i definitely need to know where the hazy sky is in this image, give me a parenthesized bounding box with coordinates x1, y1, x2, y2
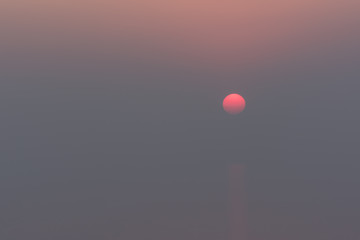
(1, 1, 360, 239)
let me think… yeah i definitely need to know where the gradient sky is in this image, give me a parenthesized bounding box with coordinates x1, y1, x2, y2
(1, 1, 360, 239)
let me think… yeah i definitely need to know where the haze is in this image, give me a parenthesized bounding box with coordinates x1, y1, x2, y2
(1, 1, 360, 239)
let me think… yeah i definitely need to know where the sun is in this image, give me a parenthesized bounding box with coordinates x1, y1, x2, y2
(223, 94, 246, 115)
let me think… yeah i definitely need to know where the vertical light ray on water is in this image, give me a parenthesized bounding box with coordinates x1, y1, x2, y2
(229, 164, 247, 240)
